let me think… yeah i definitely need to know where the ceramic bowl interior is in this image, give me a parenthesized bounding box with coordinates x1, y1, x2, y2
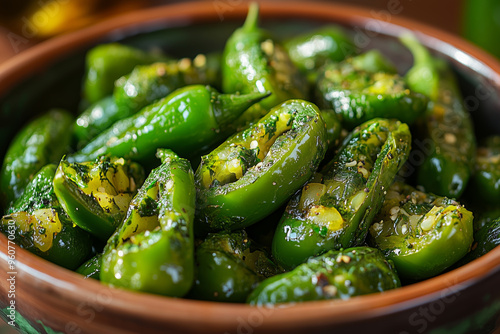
(1, 2, 500, 333)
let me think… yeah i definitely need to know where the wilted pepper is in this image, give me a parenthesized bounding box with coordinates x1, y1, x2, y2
(470, 136, 500, 205)
(459, 218, 500, 264)
(70, 85, 268, 164)
(284, 25, 356, 75)
(247, 247, 400, 305)
(0, 165, 93, 270)
(400, 33, 476, 198)
(316, 51, 428, 129)
(83, 43, 169, 104)
(195, 99, 328, 232)
(188, 230, 281, 303)
(222, 3, 308, 127)
(369, 181, 473, 280)
(0, 109, 73, 207)
(100, 150, 195, 297)
(272, 118, 411, 269)
(53, 156, 145, 240)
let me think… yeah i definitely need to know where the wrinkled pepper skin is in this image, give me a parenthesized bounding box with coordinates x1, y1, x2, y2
(470, 136, 500, 204)
(400, 33, 476, 199)
(272, 118, 411, 269)
(465, 218, 500, 262)
(53, 156, 145, 240)
(222, 3, 308, 127)
(195, 99, 328, 232)
(83, 43, 169, 104)
(284, 25, 356, 82)
(369, 181, 473, 280)
(247, 247, 400, 305)
(114, 53, 221, 117)
(76, 253, 102, 280)
(101, 150, 195, 297)
(316, 51, 428, 129)
(71, 85, 268, 164)
(0, 165, 92, 270)
(188, 230, 280, 303)
(0, 109, 73, 207)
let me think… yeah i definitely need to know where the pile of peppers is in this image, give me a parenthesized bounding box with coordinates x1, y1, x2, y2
(1, 3, 498, 306)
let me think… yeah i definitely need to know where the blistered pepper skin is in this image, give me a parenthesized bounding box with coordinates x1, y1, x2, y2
(247, 247, 400, 305)
(71, 85, 268, 164)
(272, 118, 411, 269)
(316, 51, 428, 129)
(1, 165, 92, 270)
(195, 99, 328, 233)
(400, 33, 476, 199)
(222, 3, 308, 127)
(369, 181, 473, 280)
(470, 136, 500, 204)
(83, 43, 169, 104)
(0, 109, 73, 207)
(101, 150, 195, 297)
(188, 230, 280, 303)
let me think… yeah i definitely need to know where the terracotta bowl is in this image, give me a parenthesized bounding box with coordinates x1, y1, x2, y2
(1, 1, 500, 333)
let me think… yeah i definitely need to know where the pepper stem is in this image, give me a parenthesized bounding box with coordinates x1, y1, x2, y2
(399, 32, 440, 100)
(212, 90, 271, 130)
(243, 2, 260, 32)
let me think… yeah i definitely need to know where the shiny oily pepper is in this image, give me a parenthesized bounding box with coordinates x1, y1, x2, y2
(247, 247, 400, 305)
(369, 181, 473, 280)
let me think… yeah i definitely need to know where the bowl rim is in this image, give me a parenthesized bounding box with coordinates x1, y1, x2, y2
(1, 0, 500, 331)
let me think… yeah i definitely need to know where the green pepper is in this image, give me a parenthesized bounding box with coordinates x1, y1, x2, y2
(76, 253, 101, 280)
(70, 85, 268, 164)
(53, 156, 145, 240)
(188, 230, 280, 303)
(283, 25, 356, 83)
(114, 53, 221, 116)
(320, 109, 343, 155)
(195, 99, 328, 232)
(1, 165, 92, 270)
(459, 218, 500, 264)
(400, 33, 476, 198)
(470, 136, 500, 205)
(272, 118, 411, 269)
(0, 109, 73, 207)
(247, 246, 400, 305)
(369, 181, 473, 280)
(100, 149, 195, 297)
(222, 3, 308, 127)
(73, 96, 120, 149)
(83, 43, 169, 104)
(315, 51, 428, 129)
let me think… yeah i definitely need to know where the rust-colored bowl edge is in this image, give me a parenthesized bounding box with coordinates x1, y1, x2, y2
(0, 1, 499, 333)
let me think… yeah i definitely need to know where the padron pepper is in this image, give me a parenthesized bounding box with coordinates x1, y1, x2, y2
(284, 25, 356, 77)
(0, 109, 73, 207)
(101, 149, 195, 297)
(369, 181, 473, 280)
(83, 43, 169, 104)
(53, 156, 145, 240)
(459, 218, 500, 264)
(76, 253, 102, 280)
(195, 99, 328, 232)
(1, 165, 93, 270)
(400, 33, 476, 198)
(470, 136, 500, 205)
(70, 85, 269, 164)
(272, 118, 411, 269)
(222, 3, 308, 127)
(316, 50, 428, 129)
(188, 230, 280, 303)
(247, 247, 400, 305)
